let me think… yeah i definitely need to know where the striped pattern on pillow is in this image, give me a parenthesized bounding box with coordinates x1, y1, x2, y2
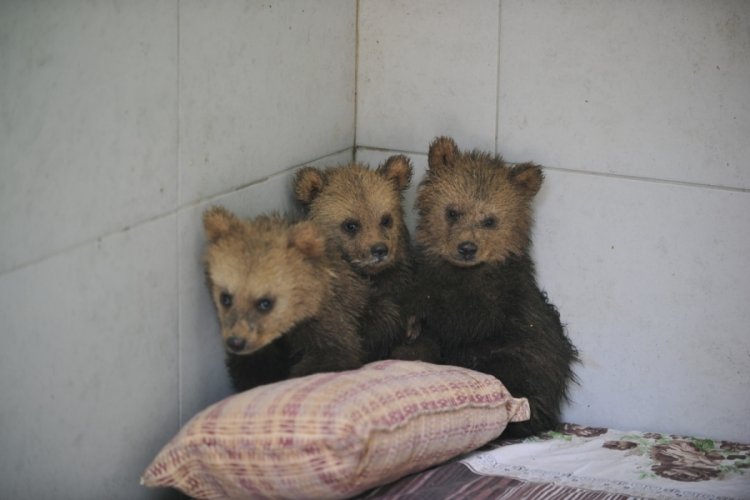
(141, 360, 529, 499)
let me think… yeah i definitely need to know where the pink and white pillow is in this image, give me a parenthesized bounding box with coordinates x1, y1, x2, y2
(142, 360, 530, 499)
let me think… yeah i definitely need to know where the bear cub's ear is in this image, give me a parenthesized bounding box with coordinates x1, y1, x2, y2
(289, 221, 325, 258)
(377, 154, 413, 191)
(428, 136, 459, 172)
(294, 167, 326, 206)
(509, 162, 544, 197)
(203, 206, 239, 242)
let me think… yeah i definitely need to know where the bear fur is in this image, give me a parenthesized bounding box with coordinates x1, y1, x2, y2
(294, 155, 414, 362)
(202, 206, 368, 392)
(400, 136, 579, 437)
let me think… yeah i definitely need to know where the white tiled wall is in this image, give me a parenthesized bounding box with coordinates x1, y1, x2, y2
(0, 217, 179, 499)
(357, 0, 499, 152)
(497, 0, 750, 189)
(2, 0, 748, 497)
(0, 1, 178, 275)
(533, 171, 750, 438)
(0, 1, 355, 498)
(357, 0, 750, 442)
(180, 1, 356, 203)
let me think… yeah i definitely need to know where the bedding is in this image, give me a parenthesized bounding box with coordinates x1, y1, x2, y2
(141, 360, 529, 499)
(359, 423, 750, 499)
(142, 358, 749, 500)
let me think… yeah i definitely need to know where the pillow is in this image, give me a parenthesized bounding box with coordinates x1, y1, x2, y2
(141, 360, 529, 499)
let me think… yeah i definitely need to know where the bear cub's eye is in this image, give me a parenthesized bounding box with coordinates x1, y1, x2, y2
(341, 219, 360, 235)
(255, 297, 274, 313)
(380, 214, 393, 228)
(219, 292, 233, 308)
(481, 216, 497, 229)
(445, 207, 460, 223)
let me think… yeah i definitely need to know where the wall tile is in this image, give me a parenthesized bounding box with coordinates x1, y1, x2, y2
(0, 217, 179, 499)
(179, 0, 356, 205)
(532, 170, 750, 441)
(357, 0, 499, 153)
(0, 1, 178, 274)
(498, 0, 750, 189)
(178, 150, 352, 422)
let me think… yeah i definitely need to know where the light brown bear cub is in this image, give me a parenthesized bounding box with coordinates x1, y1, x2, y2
(203, 206, 368, 391)
(294, 155, 413, 361)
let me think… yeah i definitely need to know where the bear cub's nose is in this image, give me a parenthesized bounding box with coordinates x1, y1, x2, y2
(371, 243, 389, 260)
(458, 241, 477, 260)
(226, 336, 247, 352)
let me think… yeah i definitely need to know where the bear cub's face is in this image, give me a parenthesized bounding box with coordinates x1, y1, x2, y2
(202, 207, 330, 355)
(416, 136, 543, 267)
(294, 155, 412, 275)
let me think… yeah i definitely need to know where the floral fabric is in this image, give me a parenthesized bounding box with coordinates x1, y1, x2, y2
(462, 424, 750, 499)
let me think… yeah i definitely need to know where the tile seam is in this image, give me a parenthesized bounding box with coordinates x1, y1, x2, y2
(494, 0, 502, 156)
(176, 0, 183, 427)
(353, 0, 360, 162)
(354, 146, 750, 194)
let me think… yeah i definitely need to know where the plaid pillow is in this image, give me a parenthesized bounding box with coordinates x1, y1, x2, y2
(141, 360, 529, 499)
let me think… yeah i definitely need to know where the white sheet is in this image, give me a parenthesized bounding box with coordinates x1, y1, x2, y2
(462, 424, 750, 499)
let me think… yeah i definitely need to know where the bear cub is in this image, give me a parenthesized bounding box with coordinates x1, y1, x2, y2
(294, 155, 414, 361)
(404, 136, 579, 437)
(202, 206, 368, 392)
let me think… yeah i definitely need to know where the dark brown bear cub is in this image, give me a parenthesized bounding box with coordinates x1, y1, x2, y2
(404, 137, 579, 437)
(202, 206, 368, 392)
(294, 155, 413, 362)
